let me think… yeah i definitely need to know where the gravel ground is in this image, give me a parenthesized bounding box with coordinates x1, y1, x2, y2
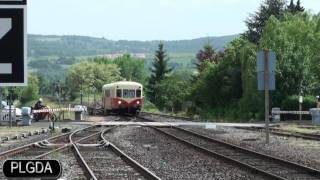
(184, 126, 320, 171)
(0, 122, 88, 153)
(104, 126, 268, 180)
(0, 133, 55, 153)
(45, 149, 87, 180)
(79, 147, 146, 180)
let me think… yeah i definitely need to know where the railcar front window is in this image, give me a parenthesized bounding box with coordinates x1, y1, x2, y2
(123, 89, 135, 98)
(117, 89, 122, 97)
(136, 89, 141, 98)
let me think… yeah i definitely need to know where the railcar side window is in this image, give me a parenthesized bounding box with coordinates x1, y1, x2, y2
(105, 90, 110, 97)
(136, 89, 141, 98)
(117, 89, 122, 97)
(123, 89, 135, 98)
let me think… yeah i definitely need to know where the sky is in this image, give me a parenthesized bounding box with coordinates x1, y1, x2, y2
(28, 0, 320, 41)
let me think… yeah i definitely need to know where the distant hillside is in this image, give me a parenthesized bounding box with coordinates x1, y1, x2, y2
(28, 34, 239, 57)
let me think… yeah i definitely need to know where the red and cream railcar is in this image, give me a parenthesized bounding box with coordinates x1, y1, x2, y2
(102, 81, 143, 114)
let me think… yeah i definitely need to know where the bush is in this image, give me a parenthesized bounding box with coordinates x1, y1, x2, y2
(281, 95, 316, 111)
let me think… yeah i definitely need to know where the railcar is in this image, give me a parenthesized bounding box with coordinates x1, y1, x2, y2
(102, 81, 143, 115)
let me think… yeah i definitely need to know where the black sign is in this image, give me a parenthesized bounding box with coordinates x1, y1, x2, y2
(3, 160, 62, 178)
(0, 0, 27, 86)
(0, 1, 26, 5)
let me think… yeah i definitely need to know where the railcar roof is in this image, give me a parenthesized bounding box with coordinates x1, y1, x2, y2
(102, 81, 143, 89)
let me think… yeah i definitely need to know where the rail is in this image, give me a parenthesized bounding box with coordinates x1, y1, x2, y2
(140, 112, 193, 121)
(150, 125, 320, 180)
(100, 128, 162, 180)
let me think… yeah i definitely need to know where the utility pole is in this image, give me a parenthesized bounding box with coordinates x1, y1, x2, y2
(264, 50, 270, 144)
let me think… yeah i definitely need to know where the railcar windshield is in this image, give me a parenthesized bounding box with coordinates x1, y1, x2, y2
(136, 89, 141, 98)
(116, 89, 122, 97)
(123, 89, 135, 98)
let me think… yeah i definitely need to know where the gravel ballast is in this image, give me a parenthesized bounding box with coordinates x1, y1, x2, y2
(185, 126, 320, 171)
(104, 126, 268, 180)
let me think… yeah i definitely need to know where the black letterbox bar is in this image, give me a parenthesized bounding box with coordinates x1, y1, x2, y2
(0, 0, 27, 5)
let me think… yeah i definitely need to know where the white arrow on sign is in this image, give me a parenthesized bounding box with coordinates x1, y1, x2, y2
(0, 18, 12, 39)
(0, 18, 12, 74)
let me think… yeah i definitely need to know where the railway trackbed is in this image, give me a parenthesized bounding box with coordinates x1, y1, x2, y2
(141, 112, 320, 141)
(20, 126, 160, 180)
(149, 125, 320, 180)
(71, 128, 160, 180)
(237, 127, 320, 141)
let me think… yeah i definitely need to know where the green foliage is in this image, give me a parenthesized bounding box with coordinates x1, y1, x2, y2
(66, 61, 122, 100)
(20, 74, 40, 105)
(154, 70, 192, 113)
(195, 44, 224, 72)
(147, 43, 172, 105)
(244, 0, 287, 44)
(281, 95, 316, 111)
(260, 13, 320, 106)
(190, 12, 320, 121)
(28, 34, 238, 57)
(28, 59, 65, 81)
(286, 0, 304, 14)
(113, 54, 147, 83)
(189, 39, 248, 119)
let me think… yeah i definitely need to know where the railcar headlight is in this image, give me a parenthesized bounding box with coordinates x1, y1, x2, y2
(118, 101, 122, 105)
(137, 101, 140, 105)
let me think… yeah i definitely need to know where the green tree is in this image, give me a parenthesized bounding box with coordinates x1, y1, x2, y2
(295, 0, 305, 12)
(244, 0, 287, 44)
(20, 74, 40, 105)
(66, 61, 122, 100)
(260, 13, 320, 106)
(287, 0, 296, 13)
(147, 42, 172, 104)
(155, 70, 192, 112)
(114, 54, 147, 83)
(287, 0, 305, 14)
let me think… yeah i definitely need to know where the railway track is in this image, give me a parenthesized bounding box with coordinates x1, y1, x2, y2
(140, 112, 192, 121)
(71, 127, 161, 180)
(137, 115, 320, 179)
(141, 112, 320, 141)
(237, 127, 320, 141)
(148, 125, 320, 180)
(27, 118, 159, 179)
(0, 126, 102, 179)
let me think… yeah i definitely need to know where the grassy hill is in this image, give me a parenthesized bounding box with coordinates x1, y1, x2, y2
(28, 34, 239, 58)
(27, 34, 239, 80)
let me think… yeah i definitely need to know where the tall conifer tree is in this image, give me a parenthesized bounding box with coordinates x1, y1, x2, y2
(287, 0, 296, 13)
(244, 0, 286, 44)
(295, 0, 305, 12)
(147, 42, 172, 104)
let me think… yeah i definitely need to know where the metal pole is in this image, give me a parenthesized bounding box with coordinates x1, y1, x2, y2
(264, 50, 270, 144)
(0, 88, 2, 122)
(58, 83, 61, 121)
(9, 88, 12, 128)
(80, 81, 83, 106)
(299, 102, 302, 121)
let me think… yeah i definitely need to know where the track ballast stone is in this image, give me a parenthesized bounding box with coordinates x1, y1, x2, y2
(103, 126, 268, 180)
